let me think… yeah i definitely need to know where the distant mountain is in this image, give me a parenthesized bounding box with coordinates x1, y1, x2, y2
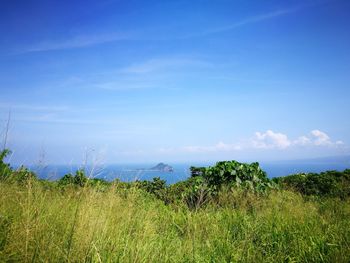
(149, 163, 174, 172)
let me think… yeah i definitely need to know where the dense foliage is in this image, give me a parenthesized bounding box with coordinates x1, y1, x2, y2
(275, 169, 350, 198)
(58, 169, 88, 187)
(0, 149, 11, 179)
(191, 161, 273, 191)
(0, 149, 37, 183)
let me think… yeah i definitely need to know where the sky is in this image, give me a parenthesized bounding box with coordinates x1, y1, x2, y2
(0, 0, 349, 165)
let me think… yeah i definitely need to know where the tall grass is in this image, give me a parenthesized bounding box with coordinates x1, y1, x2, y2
(0, 180, 349, 262)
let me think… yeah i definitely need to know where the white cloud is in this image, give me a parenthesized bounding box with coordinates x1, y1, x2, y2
(293, 130, 341, 147)
(336, 140, 344, 145)
(183, 129, 345, 153)
(252, 130, 291, 149)
(311, 129, 331, 146)
(293, 135, 311, 146)
(255, 129, 343, 149)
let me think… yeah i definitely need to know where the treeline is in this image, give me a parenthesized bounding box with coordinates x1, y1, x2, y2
(1, 149, 350, 207)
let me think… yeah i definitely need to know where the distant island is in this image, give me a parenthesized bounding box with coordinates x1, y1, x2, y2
(125, 163, 174, 172)
(149, 163, 174, 172)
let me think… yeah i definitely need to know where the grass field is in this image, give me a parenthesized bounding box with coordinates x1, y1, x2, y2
(1, 180, 349, 262)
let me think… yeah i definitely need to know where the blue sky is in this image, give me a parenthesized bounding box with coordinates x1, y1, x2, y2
(0, 0, 349, 164)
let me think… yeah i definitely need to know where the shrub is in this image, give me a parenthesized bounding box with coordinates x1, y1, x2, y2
(136, 177, 168, 201)
(184, 161, 275, 209)
(74, 169, 88, 187)
(58, 169, 88, 187)
(8, 166, 37, 184)
(181, 176, 213, 209)
(58, 173, 75, 186)
(277, 169, 350, 198)
(191, 161, 273, 193)
(0, 149, 12, 179)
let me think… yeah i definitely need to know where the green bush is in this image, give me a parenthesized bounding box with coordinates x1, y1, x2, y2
(184, 161, 275, 209)
(191, 161, 273, 193)
(8, 166, 37, 184)
(74, 169, 87, 187)
(0, 149, 12, 179)
(136, 177, 168, 201)
(277, 169, 350, 198)
(181, 176, 212, 209)
(58, 173, 75, 186)
(58, 169, 88, 187)
(0, 150, 37, 184)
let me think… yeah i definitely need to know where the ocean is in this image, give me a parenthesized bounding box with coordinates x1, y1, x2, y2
(29, 158, 350, 184)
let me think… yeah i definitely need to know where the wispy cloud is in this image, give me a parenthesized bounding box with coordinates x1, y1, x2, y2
(13, 1, 321, 54)
(0, 103, 69, 112)
(207, 9, 296, 34)
(177, 0, 331, 39)
(12, 115, 110, 125)
(17, 32, 131, 53)
(95, 57, 211, 90)
(120, 58, 212, 74)
(95, 81, 157, 91)
(178, 8, 298, 39)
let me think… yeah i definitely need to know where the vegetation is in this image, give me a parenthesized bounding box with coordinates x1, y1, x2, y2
(190, 161, 274, 192)
(274, 169, 350, 199)
(0, 148, 350, 262)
